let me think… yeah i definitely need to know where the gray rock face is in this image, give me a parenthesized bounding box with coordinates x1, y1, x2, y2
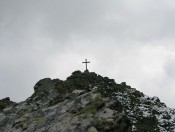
(1, 92, 130, 132)
(0, 71, 175, 132)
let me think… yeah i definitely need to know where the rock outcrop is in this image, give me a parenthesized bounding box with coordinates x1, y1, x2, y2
(0, 70, 175, 132)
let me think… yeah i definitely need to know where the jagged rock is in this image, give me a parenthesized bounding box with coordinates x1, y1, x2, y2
(0, 70, 175, 131)
(0, 97, 15, 110)
(28, 78, 61, 108)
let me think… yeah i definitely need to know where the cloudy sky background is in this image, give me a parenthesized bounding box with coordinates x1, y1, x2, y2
(1, 0, 175, 108)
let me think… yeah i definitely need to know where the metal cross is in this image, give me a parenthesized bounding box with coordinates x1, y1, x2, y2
(82, 59, 90, 70)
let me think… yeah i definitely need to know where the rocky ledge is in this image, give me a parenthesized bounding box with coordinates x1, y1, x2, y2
(0, 70, 175, 132)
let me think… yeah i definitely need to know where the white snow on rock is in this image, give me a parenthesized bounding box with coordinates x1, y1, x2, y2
(115, 89, 175, 132)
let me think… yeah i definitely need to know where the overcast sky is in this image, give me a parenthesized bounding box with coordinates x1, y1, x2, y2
(1, 0, 175, 108)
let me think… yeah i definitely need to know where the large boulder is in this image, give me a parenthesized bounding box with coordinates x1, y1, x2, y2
(34, 78, 55, 93)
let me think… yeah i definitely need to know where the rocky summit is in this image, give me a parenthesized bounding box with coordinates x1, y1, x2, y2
(0, 70, 175, 132)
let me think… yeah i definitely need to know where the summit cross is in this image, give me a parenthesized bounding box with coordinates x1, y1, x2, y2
(82, 59, 90, 70)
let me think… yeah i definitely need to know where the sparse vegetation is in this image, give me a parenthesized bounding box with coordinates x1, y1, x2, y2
(80, 96, 104, 115)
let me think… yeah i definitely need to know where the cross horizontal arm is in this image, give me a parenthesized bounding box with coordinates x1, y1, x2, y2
(82, 62, 90, 63)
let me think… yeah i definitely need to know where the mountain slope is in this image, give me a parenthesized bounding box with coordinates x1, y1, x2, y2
(0, 70, 175, 132)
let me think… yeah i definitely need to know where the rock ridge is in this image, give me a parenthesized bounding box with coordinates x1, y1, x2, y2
(0, 70, 175, 132)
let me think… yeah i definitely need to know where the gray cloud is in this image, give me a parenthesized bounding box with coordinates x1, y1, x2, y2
(1, 0, 175, 107)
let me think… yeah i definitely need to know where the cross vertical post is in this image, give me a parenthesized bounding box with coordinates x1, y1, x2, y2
(82, 59, 90, 71)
